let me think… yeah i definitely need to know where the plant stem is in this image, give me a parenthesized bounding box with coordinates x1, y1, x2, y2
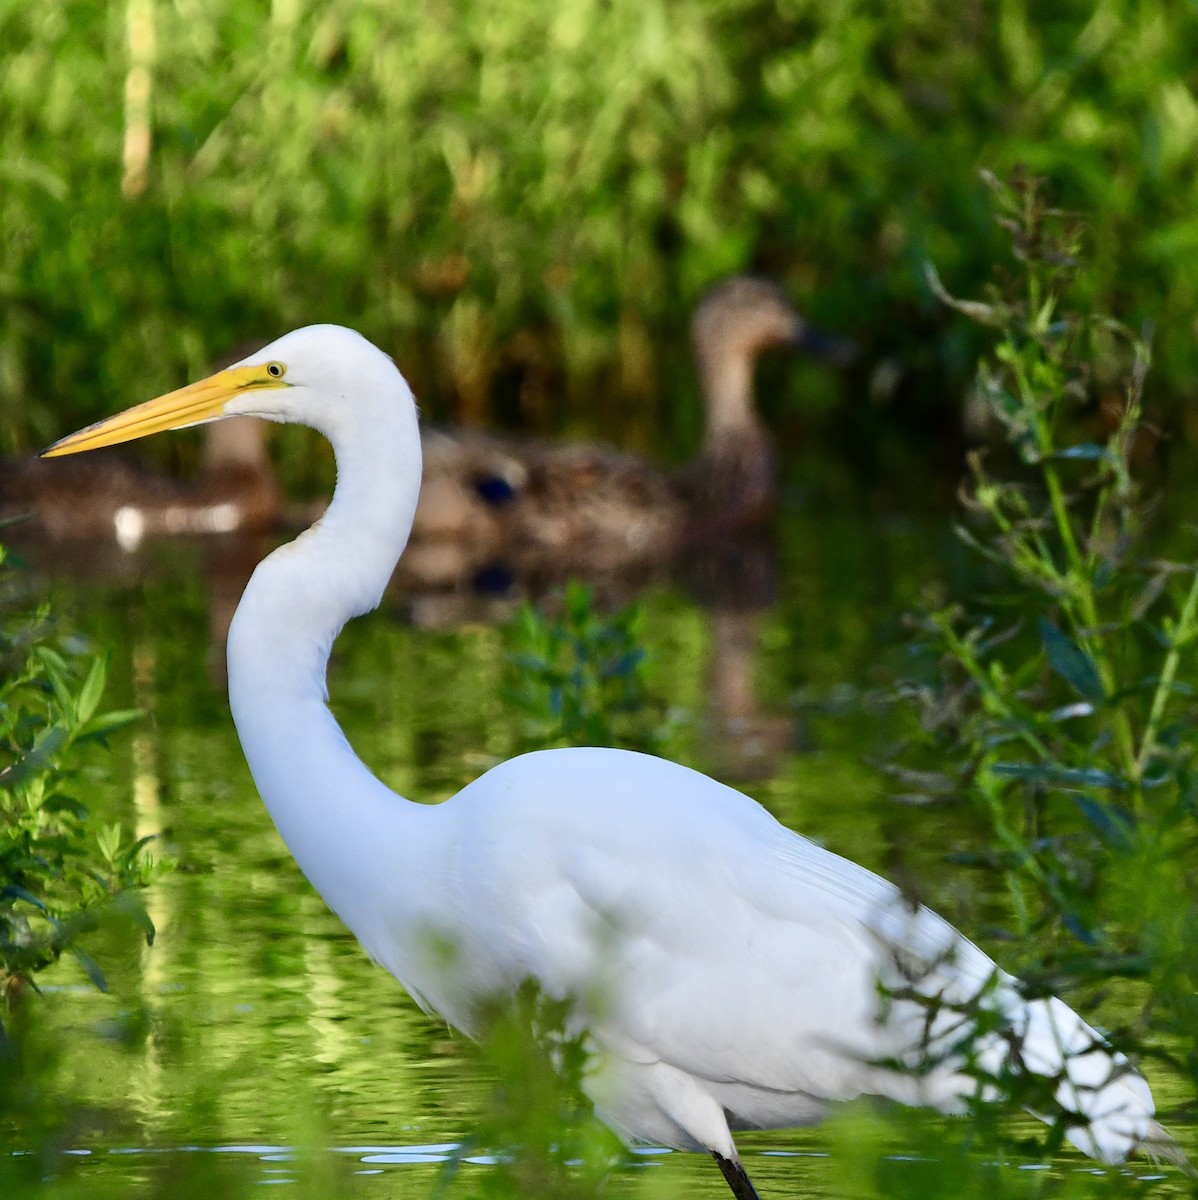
(1023, 357, 1140, 782)
(1135, 567, 1198, 782)
(937, 615, 1051, 761)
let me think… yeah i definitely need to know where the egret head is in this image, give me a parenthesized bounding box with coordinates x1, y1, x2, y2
(43, 324, 405, 458)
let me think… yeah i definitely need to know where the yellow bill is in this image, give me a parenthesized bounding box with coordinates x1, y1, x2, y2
(42, 363, 286, 458)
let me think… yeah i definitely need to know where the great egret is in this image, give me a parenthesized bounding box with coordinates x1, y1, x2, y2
(45, 325, 1157, 1199)
(3, 415, 278, 549)
(406, 278, 856, 588)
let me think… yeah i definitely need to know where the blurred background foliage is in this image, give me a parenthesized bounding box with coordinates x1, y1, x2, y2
(4, 0, 1198, 491)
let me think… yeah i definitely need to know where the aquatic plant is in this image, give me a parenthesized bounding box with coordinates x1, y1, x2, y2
(0, 542, 158, 1030)
(887, 171, 1198, 1155)
(505, 582, 673, 754)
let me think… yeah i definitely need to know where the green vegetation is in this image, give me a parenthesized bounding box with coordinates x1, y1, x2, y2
(5, 0, 1198, 486)
(505, 582, 673, 754)
(0, 543, 157, 1030)
(887, 174, 1198, 1154)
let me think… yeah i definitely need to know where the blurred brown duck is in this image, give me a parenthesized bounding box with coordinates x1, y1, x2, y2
(0, 415, 280, 549)
(403, 276, 854, 587)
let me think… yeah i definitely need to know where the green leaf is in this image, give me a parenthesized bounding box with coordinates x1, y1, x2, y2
(96, 822, 122, 866)
(41, 793, 90, 821)
(1038, 619, 1105, 703)
(75, 655, 107, 726)
(1061, 913, 1099, 947)
(1, 885, 48, 910)
(990, 761, 1128, 790)
(1073, 797, 1135, 849)
(34, 646, 77, 718)
(78, 708, 142, 742)
(70, 945, 109, 993)
(110, 890, 157, 946)
(0, 724, 69, 789)
(32, 722, 69, 758)
(564, 581, 593, 626)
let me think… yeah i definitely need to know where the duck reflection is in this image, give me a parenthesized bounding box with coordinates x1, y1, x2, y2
(397, 524, 795, 783)
(682, 530, 797, 782)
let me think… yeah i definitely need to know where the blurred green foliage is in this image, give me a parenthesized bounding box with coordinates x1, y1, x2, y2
(4, 0, 1198, 484)
(0, 542, 157, 1028)
(438, 983, 625, 1200)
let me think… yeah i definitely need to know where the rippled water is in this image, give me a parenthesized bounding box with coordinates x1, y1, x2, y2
(4, 512, 1192, 1198)
(18, 1139, 1181, 1196)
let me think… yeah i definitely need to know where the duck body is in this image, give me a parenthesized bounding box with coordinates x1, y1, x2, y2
(400, 428, 683, 587)
(406, 278, 845, 587)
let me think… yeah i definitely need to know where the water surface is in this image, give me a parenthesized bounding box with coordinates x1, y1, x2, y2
(4, 509, 1189, 1198)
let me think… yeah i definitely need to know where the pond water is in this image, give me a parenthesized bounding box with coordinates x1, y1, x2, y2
(3, 503, 1191, 1199)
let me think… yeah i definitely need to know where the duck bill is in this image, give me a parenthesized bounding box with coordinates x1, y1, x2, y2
(42, 365, 263, 458)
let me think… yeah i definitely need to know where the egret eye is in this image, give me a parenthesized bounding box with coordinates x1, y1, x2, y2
(266, 361, 286, 379)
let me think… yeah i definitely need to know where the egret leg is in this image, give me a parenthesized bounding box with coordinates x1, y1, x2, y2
(713, 1151, 761, 1200)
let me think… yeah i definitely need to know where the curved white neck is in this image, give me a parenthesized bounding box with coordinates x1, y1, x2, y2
(225, 396, 432, 940)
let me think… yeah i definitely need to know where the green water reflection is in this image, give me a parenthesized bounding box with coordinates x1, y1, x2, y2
(4, 509, 1190, 1198)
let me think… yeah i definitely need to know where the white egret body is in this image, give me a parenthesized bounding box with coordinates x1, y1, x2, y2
(45, 326, 1157, 1198)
